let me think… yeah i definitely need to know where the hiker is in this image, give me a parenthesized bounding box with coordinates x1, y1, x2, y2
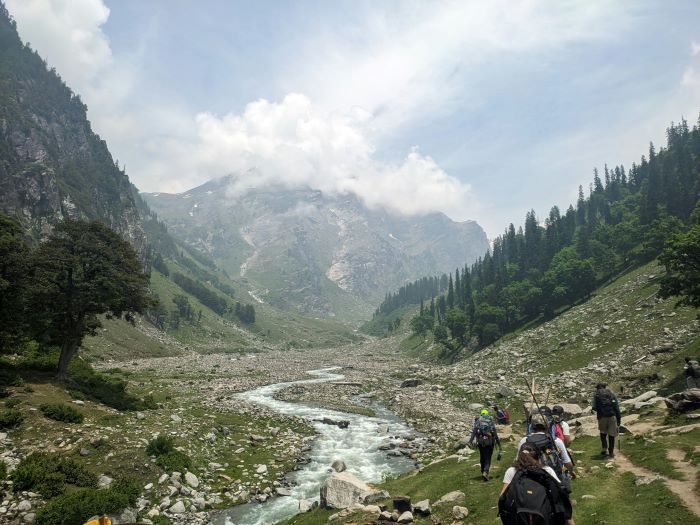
(552, 405, 573, 446)
(518, 414, 574, 492)
(494, 404, 510, 424)
(685, 357, 700, 388)
(498, 443, 575, 525)
(468, 408, 502, 481)
(591, 382, 621, 458)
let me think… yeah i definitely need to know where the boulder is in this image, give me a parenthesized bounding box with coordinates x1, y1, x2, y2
(97, 475, 113, 488)
(556, 403, 583, 418)
(320, 472, 372, 509)
(315, 417, 350, 429)
(622, 391, 658, 405)
(276, 488, 292, 497)
(17, 500, 32, 512)
(331, 460, 347, 472)
(569, 415, 599, 437)
(298, 499, 316, 513)
(397, 511, 414, 523)
(665, 389, 700, 413)
(453, 506, 469, 519)
(363, 505, 381, 514)
(114, 508, 137, 523)
(168, 501, 186, 514)
(23, 513, 36, 524)
(413, 499, 431, 516)
(393, 496, 411, 513)
(256, 464, 268, 474)
(184, 472, 199, 488)
(400, 379, 422, 388)
(363, 489, 390, 504)
(434, 491, 465, 506)
(495, 386, 516, 398)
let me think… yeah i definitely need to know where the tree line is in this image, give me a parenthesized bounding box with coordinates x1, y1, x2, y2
(373, 117, 700, 357)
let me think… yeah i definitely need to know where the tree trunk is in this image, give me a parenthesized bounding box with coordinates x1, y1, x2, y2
(57, 340, 78, 381)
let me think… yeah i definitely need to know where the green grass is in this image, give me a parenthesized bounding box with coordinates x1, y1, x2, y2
(622, 429, 700, 481)
(280, 436, 700, 525)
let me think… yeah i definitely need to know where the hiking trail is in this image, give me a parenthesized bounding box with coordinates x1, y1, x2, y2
(615, 451, 700, 517)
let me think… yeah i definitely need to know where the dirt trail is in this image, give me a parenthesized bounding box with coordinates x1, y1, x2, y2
(615, 451, 700, 517)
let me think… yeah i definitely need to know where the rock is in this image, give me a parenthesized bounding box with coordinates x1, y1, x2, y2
(158, 474, 169, 484)
(331, 460, 347, 472)
(98, 475, 114, 488)
(453, 437, 470, 451)
(315, 417, 350, 429)
(379, 511, 393, 520)
(184, 472, 199, 488)
(622, 391, 658, 405)
(467, 402, 484, 410)
(256, 464, 268, 475)
(452, 506, 469, 519)
(205, 432, 216, 443)
(665, 389, 700, 413)
(144, 483, 154, 491)
(634, 476, 659, 486)
(168, 501, 186, 514)
(79, 448, 90, 457)
(413, 499, 431, 516)
(23, 513, 36, 524)
(170, 414, 182, 423)
(581, 494, 597, 500)
(17, 500, 32, 512)
(320, 472, 372, 509)
(136, 411, 145, 420)
(362, 489, 390, 504)
(556, 403, 583, 418)
(397, 510, 414, 523)
(393, 496, 411, 513)
(434, 491, 465, 506)
(363, 504, 381, 514)
(569, 415, 599, 437)
(249, 434, 266, 442)
(299, 499, 317, 512)
(651, 342, 675, 354)
(276, 488, 292, 497)
(114, 507, 137, 523)
(400, 379, 422, 388)
(495, 386, 516, 398)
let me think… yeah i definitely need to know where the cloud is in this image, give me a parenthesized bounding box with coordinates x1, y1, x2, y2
(6, 0, 112, 89)
(692, 41, 700, 56)
(144, 93, 476, 218)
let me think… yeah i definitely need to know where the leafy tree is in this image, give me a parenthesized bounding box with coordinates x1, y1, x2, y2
(28, 220, 150, 380)
(0, 214, 30, 352)
(444, 308, 468, 343)
(410, 314, 434, 336)
(432, 324, 449, 345)
(658, 225, 700, 307)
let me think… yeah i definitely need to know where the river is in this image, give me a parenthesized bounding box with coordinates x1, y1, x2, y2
(212, 368, 417, 525)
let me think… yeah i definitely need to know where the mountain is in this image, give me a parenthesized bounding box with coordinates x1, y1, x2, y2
(0, 5, 146, 251)
(143, 176, 489, 322)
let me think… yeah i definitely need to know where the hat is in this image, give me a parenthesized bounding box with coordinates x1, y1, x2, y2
(480, 408, 489, 416)
(531, 413, 547, 429)
(552, 405, 564, 416)
(596, 382, 607, 389)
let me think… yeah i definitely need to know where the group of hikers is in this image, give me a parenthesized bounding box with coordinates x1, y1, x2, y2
(467, 382, 622, 525)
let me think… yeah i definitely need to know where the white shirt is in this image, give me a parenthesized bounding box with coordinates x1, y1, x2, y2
(560, 420, 571, 437)
(517, 433, 572, 465)
(503, 466, 560, 484)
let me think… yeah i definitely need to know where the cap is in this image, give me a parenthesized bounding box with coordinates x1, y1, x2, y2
(480, 408, 489, 416)
(531, 413, 547, 429)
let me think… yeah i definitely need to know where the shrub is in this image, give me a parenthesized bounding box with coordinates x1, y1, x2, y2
(111, 477, 141, 505)
(0, 461, 7, 481)
(4, 397, 21, 408)
(0, 408, 24, 429)
(40, 403, 84, 423)
(11, 453, 97, 497)
(146, 435, 174, 456)
(156, 450, 192, 473)
(36, 488, 128, 525)
(68, 359, 146, 411)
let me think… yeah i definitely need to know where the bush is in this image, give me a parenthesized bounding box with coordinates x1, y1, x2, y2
(156, 450, 192, 473)
(11, 452, 97, 497)
(146, 435, 174, 456)
(36, 488, 128, 525)
(4, 397, 21, 408)
(111, 477, 141, 505)
(69, 359, 147, 411)
(0, 461, 6, 481)
(0, 408, 24, 429)
(40, 403, 83, 423)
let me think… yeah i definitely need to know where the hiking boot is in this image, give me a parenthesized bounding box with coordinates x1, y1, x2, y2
(601, 449, 608, 457)
(608, 450, 615, 458)
(482, 471, 489, 481)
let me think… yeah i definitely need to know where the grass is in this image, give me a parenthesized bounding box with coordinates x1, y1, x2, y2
(622, 428, 700, 481)
(280, 436, 700, 525)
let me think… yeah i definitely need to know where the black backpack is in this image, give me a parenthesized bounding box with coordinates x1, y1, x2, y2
(498, 468, 569, 525)
(595, 389, 616, 417)
(525, 433, 564, 479)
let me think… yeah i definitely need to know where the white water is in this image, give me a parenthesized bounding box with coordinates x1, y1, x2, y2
(212, 368, 416, 525)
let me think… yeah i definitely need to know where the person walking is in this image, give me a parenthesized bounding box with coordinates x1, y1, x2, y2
(552, 405, 573, 446)
(591, 382, 621, 458)
(469, 408, 501, 481)
(499, 443, 575, 525)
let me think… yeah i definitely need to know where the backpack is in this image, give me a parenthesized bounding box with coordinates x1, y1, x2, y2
(525, 433, 564, 478)
(595, 389, 616, 417)
(498, 468, 568, 525)
(549, 419, 565, 442)
(476, 415, 495, 447)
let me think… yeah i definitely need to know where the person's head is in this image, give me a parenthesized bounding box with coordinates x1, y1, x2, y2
(480, 408, 489, 416)
(686, 357, 692, 363)
(552, 405, 564, 418)
(596, 382, 607, 390)
(530, 413, 547, 431)
(514, 443, 540, 470)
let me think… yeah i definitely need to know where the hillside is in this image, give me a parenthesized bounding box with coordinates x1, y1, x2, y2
(143, 177, 489, 323)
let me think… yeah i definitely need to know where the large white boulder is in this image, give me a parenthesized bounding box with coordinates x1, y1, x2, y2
(320, 472, 372, 509)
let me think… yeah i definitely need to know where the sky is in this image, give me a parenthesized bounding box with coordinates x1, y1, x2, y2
(5, 0, 700, 237)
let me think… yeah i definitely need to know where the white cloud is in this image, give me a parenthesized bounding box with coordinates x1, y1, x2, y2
(143, 93, 476, 218)
(692, 40, 700, 56)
